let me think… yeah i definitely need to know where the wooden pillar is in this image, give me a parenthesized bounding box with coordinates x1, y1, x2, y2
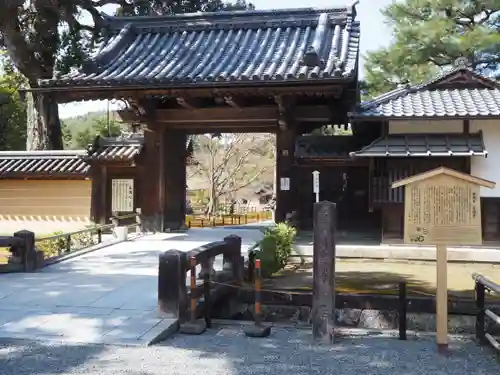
(275, 99, 296, 223)
(89, 163, 101, 224)
(161, 128, 187, 231)
(436, 243, 448, 353)
(138, 124, 162, 231)
(90, 165, 108, 225)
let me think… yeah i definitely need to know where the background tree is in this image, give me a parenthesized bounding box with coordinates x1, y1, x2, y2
(0, 0, 253, 151)
(0, 55, 26, 150)
(189, 133, 274, 216)
(74, 117, 123, 148)
(364, 0, 500, 98)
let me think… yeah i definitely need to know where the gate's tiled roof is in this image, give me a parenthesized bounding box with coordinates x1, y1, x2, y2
(40, 6, 360, 88)
(0, 151, 89, 178)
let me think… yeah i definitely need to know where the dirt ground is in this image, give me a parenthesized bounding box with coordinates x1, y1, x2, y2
(265, 259, 500, 299)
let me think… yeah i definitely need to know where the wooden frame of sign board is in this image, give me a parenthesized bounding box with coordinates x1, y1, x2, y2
(392, 167, 495, 354)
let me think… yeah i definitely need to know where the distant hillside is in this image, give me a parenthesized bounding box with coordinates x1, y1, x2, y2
(62, 111, 123, 149)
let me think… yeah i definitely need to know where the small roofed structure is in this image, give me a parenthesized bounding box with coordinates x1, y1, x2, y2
(85, 133, 194, 225)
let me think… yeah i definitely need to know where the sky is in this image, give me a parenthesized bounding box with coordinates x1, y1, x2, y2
(58, 0, 394, 119)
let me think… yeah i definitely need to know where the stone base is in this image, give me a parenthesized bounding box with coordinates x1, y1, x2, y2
(140, 215, 162, 233)
(437, 343, 449, 356)
(244, 324, 271, 338)
(141, 214, 188, 233)
(179, 319, 207, 335)
(227, 304, 480, 335)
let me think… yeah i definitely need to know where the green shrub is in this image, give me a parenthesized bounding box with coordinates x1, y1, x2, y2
(36, 230, 97, 258)
(250, 223, 297, 278)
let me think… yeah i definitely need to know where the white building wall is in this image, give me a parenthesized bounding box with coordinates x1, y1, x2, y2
(388, 119, 462, 134)
(471, 119, 500, 197)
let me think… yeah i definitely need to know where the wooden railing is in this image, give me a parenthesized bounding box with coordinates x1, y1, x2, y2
(158, 235, 243, 324)
(0, 210, 142, 273)
(473, 273, 500, 353)
(186, 211, 272, 228)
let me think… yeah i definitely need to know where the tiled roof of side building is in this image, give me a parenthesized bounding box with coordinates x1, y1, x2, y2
(351, 133, 486, 157)
(0, 150, 89, 178)
(351, 65, 500, 119)
(86, 133, 193, 161)
(40, 6, 360, 88)
(86, 134, 144, 162)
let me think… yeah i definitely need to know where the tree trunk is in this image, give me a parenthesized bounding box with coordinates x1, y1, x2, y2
(26, 90, 63, 150)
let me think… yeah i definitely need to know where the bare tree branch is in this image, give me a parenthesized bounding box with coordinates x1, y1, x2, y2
(189, 133, 274, 214)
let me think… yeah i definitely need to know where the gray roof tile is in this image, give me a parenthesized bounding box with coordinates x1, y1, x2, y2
(86, 134, 144, 162)
(0, 151, 89, 178)
(86, 133, 193, 161)
(352, 133, 486, 157)
(356, 88, 500, 118)
(295, 135, 365, 158)
(352, 67, 500, 119)
(41, 7, 360, 88)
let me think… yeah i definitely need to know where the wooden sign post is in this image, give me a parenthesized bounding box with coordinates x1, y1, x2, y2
(392, 167, 495, 354)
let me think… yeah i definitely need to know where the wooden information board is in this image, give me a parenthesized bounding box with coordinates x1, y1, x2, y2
(403, 175, 482, 245)
(392, 167, 495, 354)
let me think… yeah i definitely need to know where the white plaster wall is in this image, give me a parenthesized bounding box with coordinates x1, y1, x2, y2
(471, 119, 500, 197)
(389, 120, 462, 134)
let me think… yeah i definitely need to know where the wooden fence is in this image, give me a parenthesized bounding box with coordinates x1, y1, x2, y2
(473, 273, 500, 353)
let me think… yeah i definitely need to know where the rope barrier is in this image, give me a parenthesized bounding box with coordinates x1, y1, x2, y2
(207, 279, 438, 297)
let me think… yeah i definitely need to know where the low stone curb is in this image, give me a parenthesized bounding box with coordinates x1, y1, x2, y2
(293, 245, 500, 264)
(42, 232, 147, 267)
(145, 319, 180, 346)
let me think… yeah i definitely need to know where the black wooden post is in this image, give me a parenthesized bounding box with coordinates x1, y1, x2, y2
(202, 259, 212, 328)
(13, 230, 36, 272)
(398, 282, 407, 340)
(158, 249, 189, 322)
(223, 235, 243, 284)
(475, 281, 485, 341)
(311, 201, 336, 344)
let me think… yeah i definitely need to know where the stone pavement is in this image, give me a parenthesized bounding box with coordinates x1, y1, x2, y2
(0, 227, 264, 346)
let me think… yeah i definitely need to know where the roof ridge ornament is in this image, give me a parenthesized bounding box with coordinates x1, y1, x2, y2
(454, 57, 470, 69)
(301, 46, 326, 69)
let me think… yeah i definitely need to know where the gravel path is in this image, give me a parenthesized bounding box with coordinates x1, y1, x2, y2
(0, 326, 498, 375)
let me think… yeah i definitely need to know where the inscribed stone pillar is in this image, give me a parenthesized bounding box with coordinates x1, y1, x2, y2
(312, 201, 336, 344)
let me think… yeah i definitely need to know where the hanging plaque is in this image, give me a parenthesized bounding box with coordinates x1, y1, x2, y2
(111, 179, 134, 212)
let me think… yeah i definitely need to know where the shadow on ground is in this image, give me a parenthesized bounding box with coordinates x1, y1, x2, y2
(1, 326, 498, 375)
(153, 325, 499, 375)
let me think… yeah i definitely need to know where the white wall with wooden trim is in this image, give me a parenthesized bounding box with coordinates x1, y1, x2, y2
(388, 120, 462, 134)
(0, 180, 91, 234)
(471, 119, 500, 197)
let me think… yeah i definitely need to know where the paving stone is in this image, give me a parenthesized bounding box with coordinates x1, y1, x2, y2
(0, 227, 263, 345)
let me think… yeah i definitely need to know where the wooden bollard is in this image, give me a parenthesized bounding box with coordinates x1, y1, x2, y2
(179, 255, 207, 335)
(244, 257, 271, 337)
(189, 256, 197, 322)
